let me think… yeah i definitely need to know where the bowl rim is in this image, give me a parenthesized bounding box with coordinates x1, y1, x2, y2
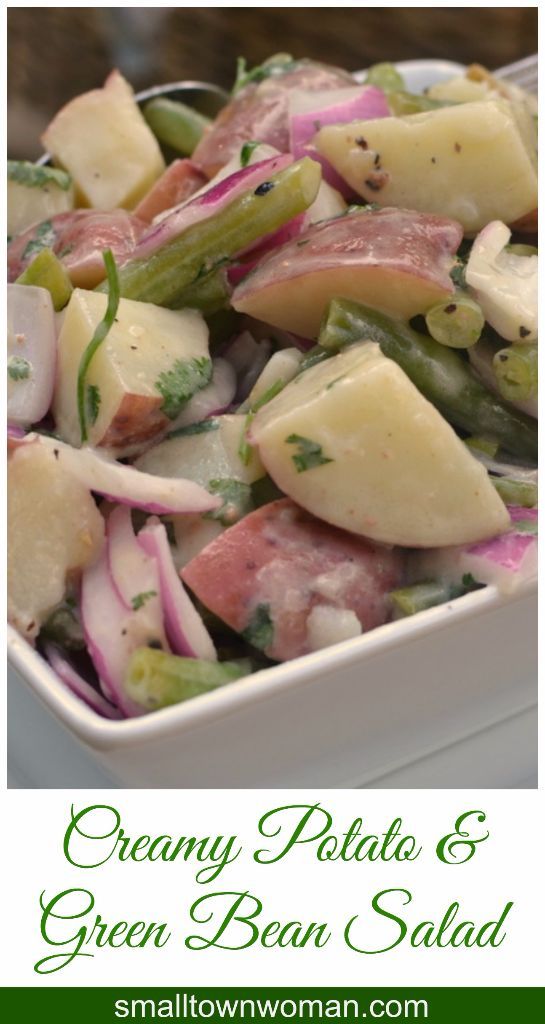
(8, 579, 537, 750)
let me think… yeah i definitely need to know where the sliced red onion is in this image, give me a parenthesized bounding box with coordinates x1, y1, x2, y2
(138, 517, 217, 661)
(166, 358, 236, 433)
(131, 155, 293, 262)
(22, 434, 221, 514)
(8, 424, 27, 440)
(290, 85, 389, 158)
(80, 543, 148, 717)
(7, 285, 57, 427)
(44, 644, 122, 719)
(107, 505, 170, 652)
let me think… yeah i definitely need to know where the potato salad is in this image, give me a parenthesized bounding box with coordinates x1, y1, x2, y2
(7, 55, 538, 718)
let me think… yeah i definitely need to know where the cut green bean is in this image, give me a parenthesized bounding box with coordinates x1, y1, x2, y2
(143, 98, 211, 156)
(493, 344, 538, 403)
(40, 603, 85, 651)
(317, 298, 538, 461)
(125, 647, 252, 710)
(491, 476, 538, 509)
(101, 157, 321, 308)
(505, 243, 538, 257)
(170, 267, 231, 315)
(15, 247, 73, 310)
(425, 291, 484, 349)
(390, 581, 464, 617)
(464, 436, 499, 458)
(387, 91, 448, 116)
(364, 62, 405, 93)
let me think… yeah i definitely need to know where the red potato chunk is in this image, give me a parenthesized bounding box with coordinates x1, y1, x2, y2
(133, 159, 207, 223)
(181, 498, 404, 661)
(7, 209, 146, 288)
(192, 60, 353, 179)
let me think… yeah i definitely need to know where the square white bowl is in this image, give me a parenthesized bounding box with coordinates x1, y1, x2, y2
(7, 579, 537, 788)
(7, 59, 537, 787)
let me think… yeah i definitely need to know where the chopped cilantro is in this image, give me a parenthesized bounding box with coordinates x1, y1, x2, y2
(462, 573, 478, 589)
(238, 379, 286, 466)
(7, 356, 31, 381)
(240, 141, 261, 167)
(251, 378, 286, 412)
(77, 249, 120, 442)
(286, 434, 334, 473)
(204, 478, 254, 527)
(512, 520, 538, 535)
(131, 591, 158, 611)
(232, 54, 296, 95)
(155, 356, 212, 420)
(241, 603, 274, 651)
(238, 413, 255, 467)
(86, 384, 101, 425)
(168, 418, 220, 439)
(7, 160, 72, 191)
(22, 219, 57, 262)
(450, 259, 466, 289)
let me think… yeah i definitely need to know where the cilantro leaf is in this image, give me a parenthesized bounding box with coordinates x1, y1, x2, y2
(77, 249, 120, 443)
(7, 160, 72, 191)
(232, 53, 297, 95)
(131, 590, 158, 611)
(204, 478, 254, 527)
(86, 384, 101, 425)
(7, 356, 31, 381)
(155, 356, 212, 420)
(241, 604, 274, 651)
(167, 418, 220, 439)
(240, 141, 261, 167)
(286, 434, 334, 473)
(22, 219, 57, 262)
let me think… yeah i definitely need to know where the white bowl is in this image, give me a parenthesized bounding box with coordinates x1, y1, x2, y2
(7, 579, 537, 787)
(7, 60, 537, 787)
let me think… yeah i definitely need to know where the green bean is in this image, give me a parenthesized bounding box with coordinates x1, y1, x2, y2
(15, 247, 73, 310)
(170, 268, 231, 315)
(101, 157, 321, 308)
(390, 581, 464, 617)
(464, 436, 499, 458)
(364, 62, 405, 93)
(387, 91, 448, 116)
(491, 477, 538, 509)
(425, 291, 484, 349)
(40, 603, 85, 651)
(318, 299, 538, 461)
(505, 243, 538, 257)
(143, 98, 211, 156)
(493, 344, 538, 403)
(125, 647, 251, 711)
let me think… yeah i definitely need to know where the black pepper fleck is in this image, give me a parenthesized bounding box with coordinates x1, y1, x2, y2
(444, 303, 457, 314)
(519, 325, 531, 339)
(53, 448, 59, 459)
(355, 136, 368, 149)
(254, 181, 274, 196)
(431, 157, 437, 164)
(373, 153, 381, 167)
(454, 142, 462, 153)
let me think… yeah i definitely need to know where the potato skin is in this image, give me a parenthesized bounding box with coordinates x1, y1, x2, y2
(182, 498, 403, 661)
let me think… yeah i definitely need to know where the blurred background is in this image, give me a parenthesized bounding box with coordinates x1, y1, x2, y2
(7, 6, 537, 159)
